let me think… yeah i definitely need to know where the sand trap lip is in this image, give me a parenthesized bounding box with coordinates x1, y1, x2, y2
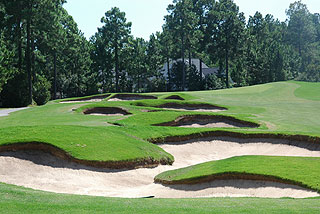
(0, 137, 320, 198)
(108, 94, 157, 101)
(164, 95, 185, 101)
(0, 142, 168, 169)
(83, 107, 132, 116)
(0, 107, 29, 117)
(157, 103, 227, 112)
(154, 115, 259, 128)
(60, 94, 111, 103)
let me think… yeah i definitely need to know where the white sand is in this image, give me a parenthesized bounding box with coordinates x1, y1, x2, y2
(88, 113, 125, 117)
(179, 122, 238, 128)
(108, 97, 149, 102)
(0, 137, 319, 198)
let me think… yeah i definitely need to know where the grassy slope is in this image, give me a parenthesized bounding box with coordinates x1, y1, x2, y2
(155, 156, 320, 190)
(1, 182, 320, 214)
(0, 96, 259, 162)
(188, 81, 320, 135)
(1, 81, 320, 212)
(294, 81, 320, 101)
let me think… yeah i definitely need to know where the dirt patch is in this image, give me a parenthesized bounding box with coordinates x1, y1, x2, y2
(83, 107, 132, 116)
(154, 115, 259, 128)
(157, 103, 227, 112)
(108, 94, 157, 101)
(164, 95, 185, 101)
(60, 94, 111, 103)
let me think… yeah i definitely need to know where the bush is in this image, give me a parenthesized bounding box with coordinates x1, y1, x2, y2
(0, 71, 30, 107)
(33, 75, 51, 105)
(204, 74, 225, 90)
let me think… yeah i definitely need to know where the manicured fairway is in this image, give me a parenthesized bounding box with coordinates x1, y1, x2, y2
(1, 183, 320, 214)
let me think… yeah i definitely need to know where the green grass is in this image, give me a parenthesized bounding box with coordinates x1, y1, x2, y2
(0, 126, 172, 162)
(187, 81, 320, 135)
(1, 81, 320, 212)
(58, 92, 111, 102)
(294, 81, 320, 101)
(1, 182, 320, 214)
(155, 156, 320, 191)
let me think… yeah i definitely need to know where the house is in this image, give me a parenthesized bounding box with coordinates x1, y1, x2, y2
(160, 58, 219, 79)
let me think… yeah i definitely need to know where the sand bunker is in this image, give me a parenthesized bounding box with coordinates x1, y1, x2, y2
(0, 137, 319, 198)
(157, 103, 227, 112)
(155, 115, 259, 128)
(60, 94, 110, 103)
(83, 107, 131, 116)
(164, 95, 185, 101)
(108, 94, 157, 101)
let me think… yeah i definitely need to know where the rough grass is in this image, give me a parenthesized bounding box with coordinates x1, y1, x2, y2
(155, 156, 320, 192)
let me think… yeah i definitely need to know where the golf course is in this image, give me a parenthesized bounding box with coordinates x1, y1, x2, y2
(0, 81, 320, 213)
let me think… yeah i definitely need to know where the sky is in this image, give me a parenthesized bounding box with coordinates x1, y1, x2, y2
(63, 0, 320, 41)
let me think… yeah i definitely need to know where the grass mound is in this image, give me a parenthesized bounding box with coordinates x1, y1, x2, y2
(155, 155, 320, 192)
(0, 126, 174, 168)
(132, 99, 227, 112)
(108, 93, 157, 101)
(158, 102, 227, 112)
(164, 95, 185, 100)
(60, 93, 111, 103)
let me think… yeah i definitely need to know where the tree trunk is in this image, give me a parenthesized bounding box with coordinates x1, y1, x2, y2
(53, 51, 57, 100)
(188, 48, 192, 67)
(115, 43, 119, 92)
(17, 16, 22, 73)
(166, 55, 170, 91)
(225, 45, 229, 88)
(31, 27, 35, 79)
(181, 35, 185, 91)
(200, 58, 203, 81)
(26, 2, 33, 104)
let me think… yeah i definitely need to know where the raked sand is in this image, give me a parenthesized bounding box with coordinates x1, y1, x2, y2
(0, 137, 319, 198)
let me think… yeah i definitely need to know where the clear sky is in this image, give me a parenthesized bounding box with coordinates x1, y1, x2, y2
(63, 0, 320, 41)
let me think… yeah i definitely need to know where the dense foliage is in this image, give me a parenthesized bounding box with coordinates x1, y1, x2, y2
(0, 0, 320, 107)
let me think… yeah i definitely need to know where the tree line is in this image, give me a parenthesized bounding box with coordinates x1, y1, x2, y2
(0, 0, 319, 107)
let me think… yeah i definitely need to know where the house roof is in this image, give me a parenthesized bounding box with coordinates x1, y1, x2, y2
(161, 58, 219, 78)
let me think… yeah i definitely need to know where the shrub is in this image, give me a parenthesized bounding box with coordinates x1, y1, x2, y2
(33, 75, 51, 105)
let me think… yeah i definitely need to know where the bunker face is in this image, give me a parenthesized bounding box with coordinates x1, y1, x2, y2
(158, 103, 227, 112)
(83, 107, 131, 116)
(60, 94, 111, 103)
(108, 94, 157, 101)
(164, 95, 185, 101)
(155, 115, 259, 128)
(0, 137, 320, 198)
